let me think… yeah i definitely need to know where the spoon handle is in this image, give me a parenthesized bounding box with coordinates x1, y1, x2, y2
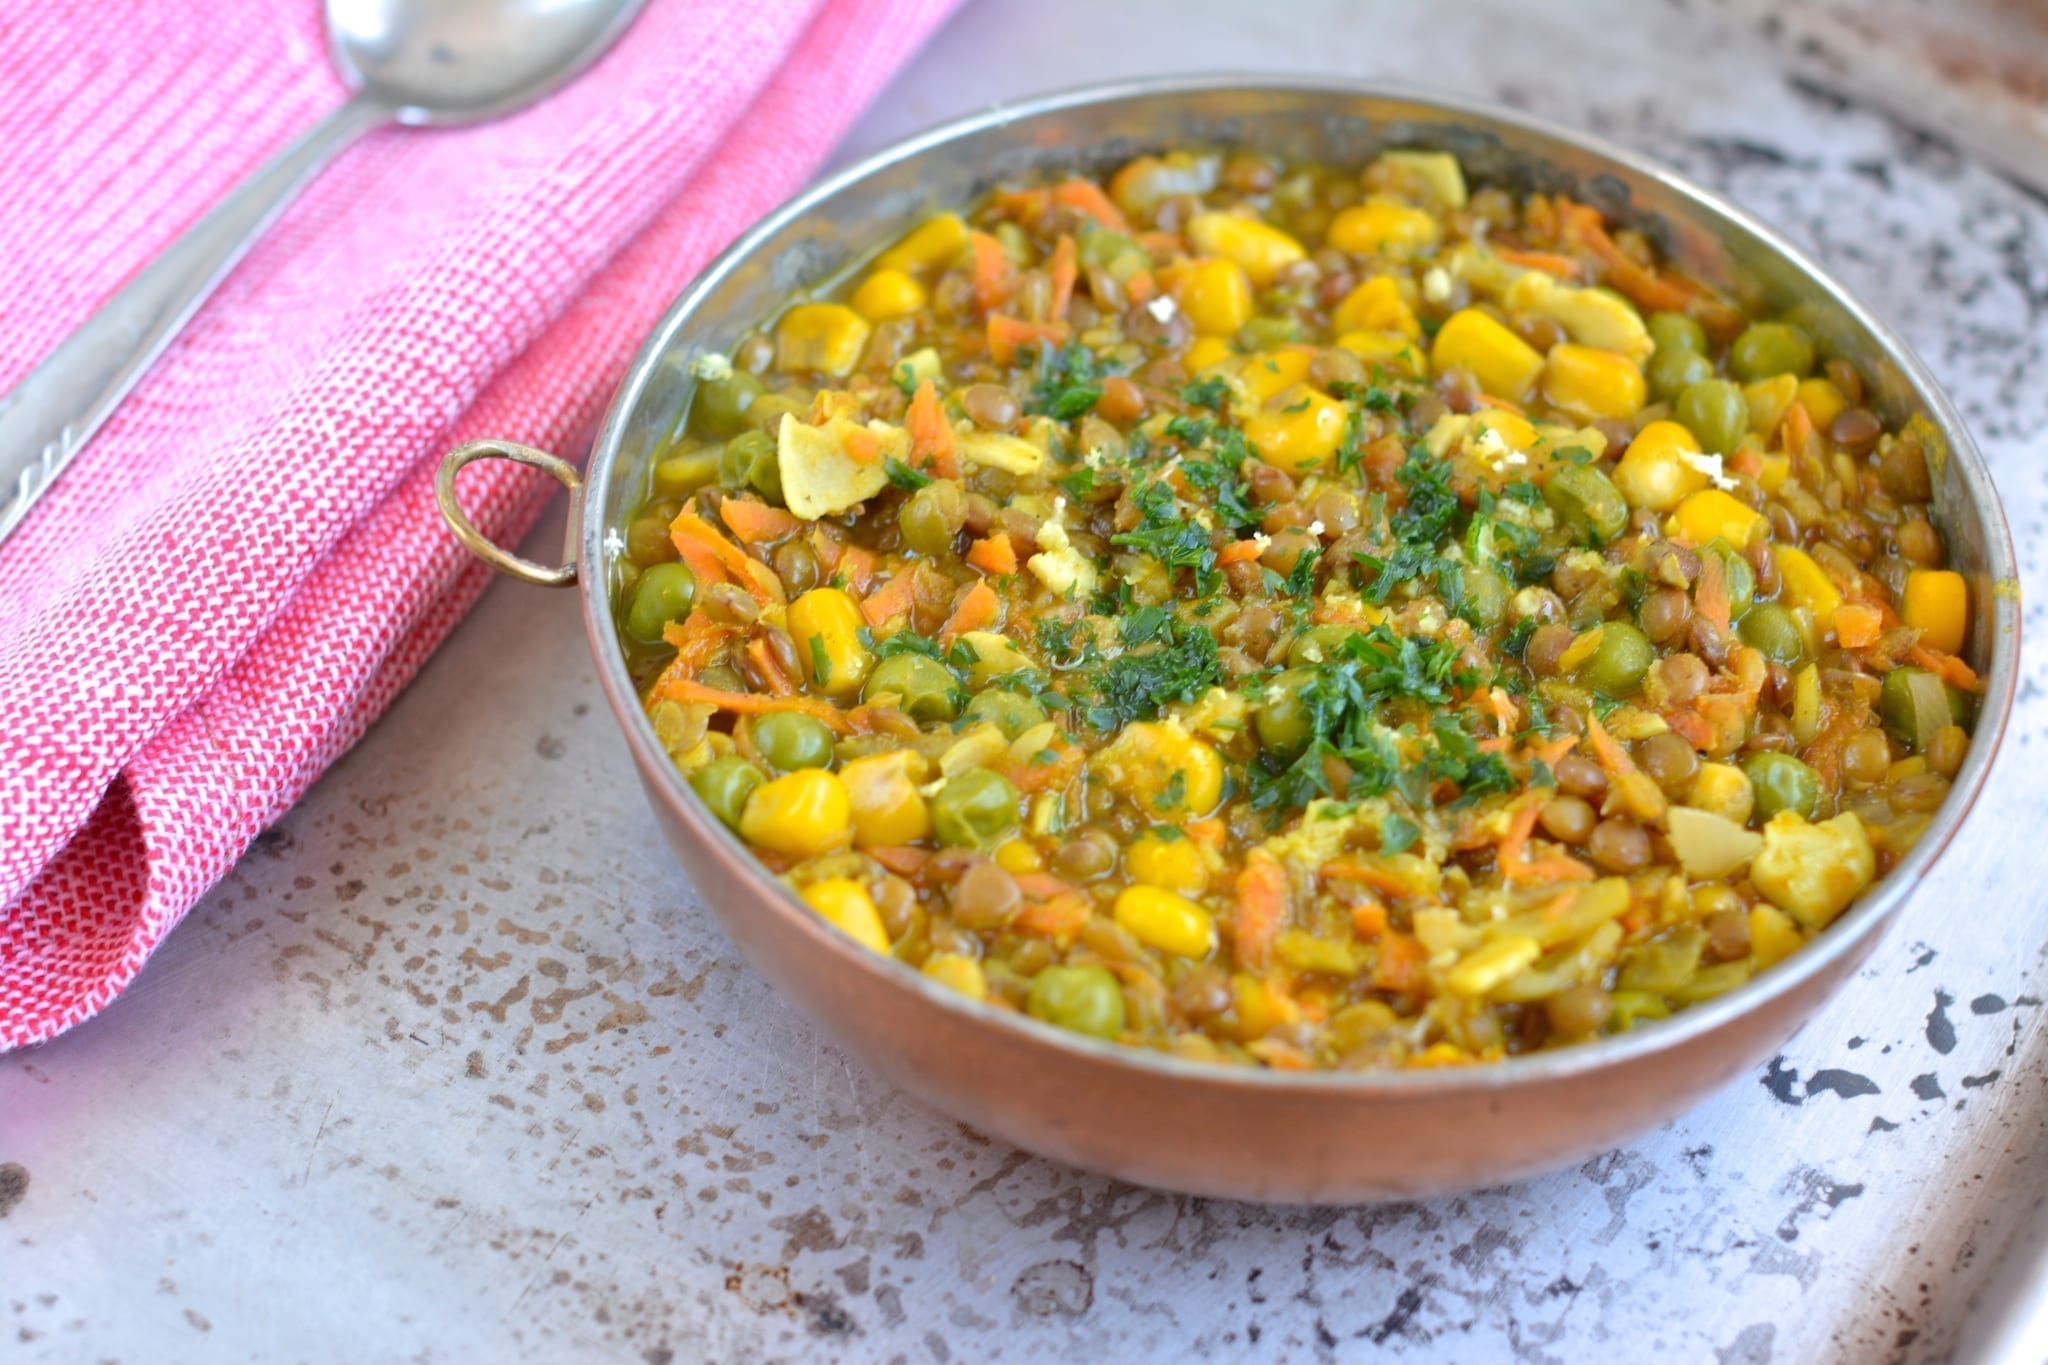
(0, 92, 390, 546)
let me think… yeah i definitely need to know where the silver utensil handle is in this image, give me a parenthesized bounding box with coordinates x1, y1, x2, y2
(0, 93, 389, 544)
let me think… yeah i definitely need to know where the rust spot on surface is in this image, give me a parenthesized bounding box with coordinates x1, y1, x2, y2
(0, 1164, 27, 1218)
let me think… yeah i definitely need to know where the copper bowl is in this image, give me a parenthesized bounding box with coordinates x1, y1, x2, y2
(436, 77, 2018, 1203)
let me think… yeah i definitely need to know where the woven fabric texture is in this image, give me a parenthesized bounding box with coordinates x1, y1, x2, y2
(0, 0, 959, 1049)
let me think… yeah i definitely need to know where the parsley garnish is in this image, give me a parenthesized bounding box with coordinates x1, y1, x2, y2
(1026, 342, 1103, 421)
(1110, 480, 1218, 587)
(884, 457, 931, 491)
(1181, 374, 1230, 410)
(1082, 615, 1222, 731)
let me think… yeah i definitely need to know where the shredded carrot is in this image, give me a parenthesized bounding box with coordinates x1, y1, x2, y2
(659, 615, 735, 678)
(1233, 851, 1288, 971)
(1666, 710, 1715, 750)
(1350, 897, 1389, 939)
(667, 527, 731, 591)
(1493, 246, 1583, 279)
(968, 229, 1013, 312)
(1495, 799, 1542, 877)
(867, 845, 929, 876)
(1909, 644, 1983, 693)
(1217, 539, 1264, 566)
(1779, 400, 1815, 460)
(1727, 446, 1765, 479)
(1695, 547, 1731, 636)
(1047, 233, 1078, 321)
(1185, 818, 1227, 848)
(1135, 230, 1183, 257)
(938, 578, 1000, 642)
(966, 532, 1018, 577)
(1052, 177, 1128, 231)
(1534, 734, 1580, 768)
(992, 187, 1050, 220)
(808, 526, 844, 573)
(837, 545, 879, 595)
(1583, 709, 1636, 779)
(1322, 857, 1416, 897)
(860, 571, 919, 628)
(744, 636, 794, 696)
(650, 679, 852, 730)
(905, 378, 960, 480)
(1014, 872, 1080, 901)
(1247, 1040, 1314, 1071)
(1371, 933, 1427, 994)
(719, 497, 803, 545)
(1560, 198, 1698, 314)
(672, 511, 773, 601)
(842, 427, 883, 465)
(987, 314, 1070, 365)
(1015, 893, 1093, 941)
(1124, 269, 1158, 306)
(1834, 602, 1883, 649)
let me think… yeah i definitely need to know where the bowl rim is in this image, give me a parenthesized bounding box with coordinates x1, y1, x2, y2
(576, 73, 2020, 1097)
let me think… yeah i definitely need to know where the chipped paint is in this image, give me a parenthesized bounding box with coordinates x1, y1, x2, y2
(5, 1, 2048, 1362)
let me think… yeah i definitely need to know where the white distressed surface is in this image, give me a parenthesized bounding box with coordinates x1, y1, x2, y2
(5, 2, 2047, 1362)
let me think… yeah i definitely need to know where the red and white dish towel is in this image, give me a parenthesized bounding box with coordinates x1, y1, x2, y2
(0, 0, 961, 1050)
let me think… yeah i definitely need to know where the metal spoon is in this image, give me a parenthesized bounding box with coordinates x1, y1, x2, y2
(0, 0, 645, 544)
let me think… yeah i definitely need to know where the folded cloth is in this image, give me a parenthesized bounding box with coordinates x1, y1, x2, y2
(0, 0, 961, 1050)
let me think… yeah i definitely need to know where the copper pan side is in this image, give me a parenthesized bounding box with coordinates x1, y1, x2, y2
(567, 78, 2016, 1203)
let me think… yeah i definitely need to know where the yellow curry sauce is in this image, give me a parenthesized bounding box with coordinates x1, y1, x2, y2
(612, 148, 1979, 1070)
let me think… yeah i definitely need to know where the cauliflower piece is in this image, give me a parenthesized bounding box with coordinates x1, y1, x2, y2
(1027, 515, 1097, 598)
(1749, 811, 1876, 929)
(776, 413, 902, 519)
(956, 428, 1046, 476)
(1665, 805, 1763, 880)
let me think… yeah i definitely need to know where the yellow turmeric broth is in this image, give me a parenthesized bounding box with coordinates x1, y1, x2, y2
(613, 147, 1978, 1070)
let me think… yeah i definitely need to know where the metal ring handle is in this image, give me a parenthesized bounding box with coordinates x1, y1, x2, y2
(435, 440, 583, 588)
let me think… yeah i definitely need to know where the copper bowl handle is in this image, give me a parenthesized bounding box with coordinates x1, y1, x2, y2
(435, 439, 583, 588)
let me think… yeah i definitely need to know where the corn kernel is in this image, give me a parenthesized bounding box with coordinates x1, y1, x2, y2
(1092, 721, 1225, 818)
(1327, 197, 1442, 256)
(876, 212, 969, 274)
(1184, 335, 1234, 371)
(1447, 935, 1541, 997)
(1127, 829, 1208, 893)
(1612, 419, 1708, 512)
(1795, 377, 1847, 431)
(1748, 904, 1804, 970)
(1233, 972, 1301, 1039)
(994, 838, 1043, 875)
(1334, 330, 1429, 378)
(922, 952, 988, 1000)
(1378, 150, 1467, 208)
(1774, 546, 1843, 618)
(1243, 388, 1349, 475)
(1232, 347, 1315, 406)
(1690, 762, 1755, 825)
(740, 769, 853, 858)
(1180, 257, 1255, 335)
(849, 267, 928, 322)
(1903, 568, 1968, 654)
(775, 303, 871, 376)
(1330, 275, 1420, 338)
(839, 750, 931, 847)
(1114, 885, 1217, 958)
(1667, 489, 1765, 547)
(1186, 212, 1306, 286)
(800, 878, 890, 954)
(1742, 373, 1798, 435)
(786, 587, 874, 698)
(1541, 344, 1646, 422)
(1756, 451, 1792, 495)
(1430, 309, 1544, 401)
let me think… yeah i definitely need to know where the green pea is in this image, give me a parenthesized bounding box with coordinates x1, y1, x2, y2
(744, 392, 807, 436)
(930, 769, 1021, 848)
(1456, 563, 1511, 629)
(1879, 666, 1954, 752)
(1576, 621, 1654, 696)
(1026, 963, 1126, 1041)
(753, 711, 835, 772)
(964, 689, 1048, 740)
(718, 430, 783, 504)
(624, 562, 696, 643)
(1743, 751, 1821, 822)
(689, 756, 764, 831)
(1254, 667, 1320, 758)
(862, 653, 960, 723)
(1647, 310, 1708, 355)
(1646, 346, 1714, 404)
(651, 446, 722, 499)
(690, 370, 765, 439)
(626, 512, 680, 569)
(1675, 379, 1749, 456)
(1545, 464, 1630, 544)
(1703, 538, 1756, 620)
(1729, 323, 1815, 382)
(1738, 602, 1805, 666)
(899, 479, 967, 556)
(1286, 624, 1359, 669)
(1238, 315, 1301, 350)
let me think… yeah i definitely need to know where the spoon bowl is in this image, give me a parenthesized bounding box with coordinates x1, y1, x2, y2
(330, 0, 644, 125)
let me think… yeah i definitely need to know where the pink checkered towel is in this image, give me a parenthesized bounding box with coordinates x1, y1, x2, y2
(0, 0, 960, 1050)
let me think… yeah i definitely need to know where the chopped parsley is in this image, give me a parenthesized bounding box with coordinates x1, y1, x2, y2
(884, 457, 931, 491)
(1180, 374, 1231, 410)
(1026, 342, 1103, 421)
(1082, 614, 1222, 731)
(1110, 480, 1218, 587)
